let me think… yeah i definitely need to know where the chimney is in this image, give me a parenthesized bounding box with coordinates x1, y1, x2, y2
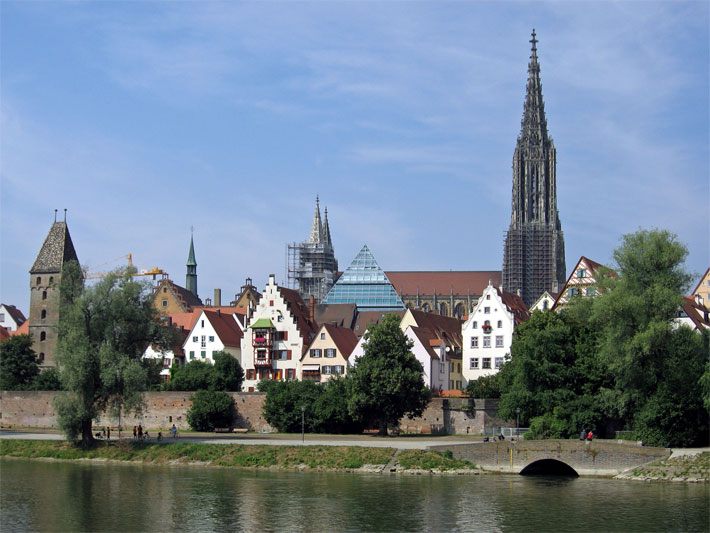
(214, 288, 222, 307)
(216, 308, 221, 317)
(309, 295, 315, 323)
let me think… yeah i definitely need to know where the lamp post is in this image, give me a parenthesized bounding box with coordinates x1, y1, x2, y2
(516, 407, 521, 438)
(301, 406, 305, 444)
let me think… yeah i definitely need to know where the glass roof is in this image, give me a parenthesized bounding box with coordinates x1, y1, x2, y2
(322, 245, 405, 311)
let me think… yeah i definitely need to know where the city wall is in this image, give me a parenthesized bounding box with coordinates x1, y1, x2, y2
(0, 392, 503, 435)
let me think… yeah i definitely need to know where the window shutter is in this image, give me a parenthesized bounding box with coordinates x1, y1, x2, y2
(287, 350, 292, 360)
(283, 331, 288, 341)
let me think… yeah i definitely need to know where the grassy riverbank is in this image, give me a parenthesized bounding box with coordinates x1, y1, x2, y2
(0, 439, 477, 473)
(616, 452, 710, 482)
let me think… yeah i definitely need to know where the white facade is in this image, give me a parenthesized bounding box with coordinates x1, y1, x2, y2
(182, 310, 242, 364)
(143, 345, 179, 380)
(241, 275, 311, 391)
(0, 304, 25, 332)
(404, 326, 449, 390)
(461, 283, 517, 385)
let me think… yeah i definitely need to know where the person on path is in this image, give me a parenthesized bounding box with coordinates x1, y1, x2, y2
(107, 427, 110, 441)
(587, 430, 593, 442)
(170, 424, 177, 438)
(138, 425, 143, 440)
(133, 426, 137, 439)
(580, 429, 586, 441)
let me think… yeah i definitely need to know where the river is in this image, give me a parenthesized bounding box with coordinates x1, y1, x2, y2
(1, 458, 707, 532)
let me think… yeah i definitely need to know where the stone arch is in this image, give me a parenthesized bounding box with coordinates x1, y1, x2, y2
(438, 302, 448, 316)
(453, 303, 465, 320)
(519, 459, 579, 477)
(421, 302, 431, 312)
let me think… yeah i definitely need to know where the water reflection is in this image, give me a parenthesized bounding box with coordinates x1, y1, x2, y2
(1, 459, 708, 532)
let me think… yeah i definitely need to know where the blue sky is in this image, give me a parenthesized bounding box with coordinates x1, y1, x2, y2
(2, 1, 708, 311)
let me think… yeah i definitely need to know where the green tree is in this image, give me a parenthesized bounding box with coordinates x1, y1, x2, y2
(53, 265, 173, 447)
(347, 313, 431, 435)
(465, 374, 502, 399)
(186, 390, 235, 431)
(164, 352, 243, 392)
(212, 351, 244, 391)
(260, 379, 323, 432)
(0, 334, 40, 390)
(30, 367, 63, 391)
(312, 377, 363, 434)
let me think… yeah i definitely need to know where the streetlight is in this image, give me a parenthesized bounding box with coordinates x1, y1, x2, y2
(516, 407, 521, 439)
(301, 406, 305, 444)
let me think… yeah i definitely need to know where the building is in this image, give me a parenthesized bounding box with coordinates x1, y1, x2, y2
(142, 318, 191, 381)
(322, 245, 405, 311)
(153, 278, 204, 315)
(28, 215, 80, 367)
(691, 268, 710, 308)
(462, 281, 530, 385)
(0, 304, 26, 332)
(182, 309, 244, 363)
(287, 197, 338, 304)
(386, 271, 501, 319)
(529, 290, 558, 312)
(502, 30, 566, 307)
(233, 278, 262, 309)
(241, 274, 318, 391)
(186, 233, 198, 299)
(299, 323, 358, 382)
(675, 296, 710, 331)
(553, 256, 612, 311)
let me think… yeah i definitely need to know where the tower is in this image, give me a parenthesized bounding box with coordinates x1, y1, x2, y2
(29, 211, 80, 367)
(502, 30, 566, 307)
(186, 233, 198, 298)
(287, 196, 339, 303)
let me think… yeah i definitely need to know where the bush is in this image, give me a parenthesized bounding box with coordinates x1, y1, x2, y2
(187, 390, 235, 431)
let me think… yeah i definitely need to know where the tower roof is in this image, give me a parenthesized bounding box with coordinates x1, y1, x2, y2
(30, 221, 79, 274)
(322, 207, 332, 246)
(518, 29, 550, 147)
(187, 234, 197, 266)
(309, 196, 322, 244)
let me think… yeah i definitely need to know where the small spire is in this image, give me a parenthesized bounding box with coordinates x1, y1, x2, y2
(54, 209, 57, 222)
(322, 207, 332, 246)
(309, 196, 322, 244)
(64, 209, 67, 222)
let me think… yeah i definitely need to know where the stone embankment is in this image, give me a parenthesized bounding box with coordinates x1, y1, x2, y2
(615, 450, 709, 483)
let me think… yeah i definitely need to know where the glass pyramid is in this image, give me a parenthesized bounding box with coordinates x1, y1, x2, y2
(322, 245, 405, 311)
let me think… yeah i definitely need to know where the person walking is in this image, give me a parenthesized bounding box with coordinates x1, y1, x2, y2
(587, 430, 593, 442)
(107, 427, 111, 441)
(170, 424, 177, 439)
(138, 424, 143, 440)
(580, 429, 586, 441)
(133, 426, 137, 439)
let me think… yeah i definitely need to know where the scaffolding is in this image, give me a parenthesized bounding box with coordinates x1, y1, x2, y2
(287, 241, 338, 304)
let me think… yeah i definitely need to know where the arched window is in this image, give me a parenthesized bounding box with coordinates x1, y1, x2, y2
(422, 303, 431, 312)
(454, 303, 464, 320)
(41, 310, 47, 319)
(36, 276, 41, 286)
(49, 276, 54, 284)
(543, 301, 549, 310)
(40, 331, 46, 341)
(484, 320, 490, 326)
(439, 303, 448, 316)
(42, 291, 47, 300)
(497, 320, 502, 328)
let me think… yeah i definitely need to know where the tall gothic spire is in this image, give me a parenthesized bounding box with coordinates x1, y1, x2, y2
(309, 196, 323, 244)
(322, 207, 332, 246)
(186, 231, 198, 298)
(519, 29, 549, 149)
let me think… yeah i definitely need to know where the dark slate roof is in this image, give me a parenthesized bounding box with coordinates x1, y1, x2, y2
(314, 303, 357, 329)
(1, 304, 27, 326)
(30, 222, 79, 274)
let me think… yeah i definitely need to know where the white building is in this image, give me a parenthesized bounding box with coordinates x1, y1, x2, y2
(182, 309, 244, 363)
(404, 326, 450, 391)
(241, 274, 318, 391)
(462, 281, 529, 385)
(0, 304, 26, 332)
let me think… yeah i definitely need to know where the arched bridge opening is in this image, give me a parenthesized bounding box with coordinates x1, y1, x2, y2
(520, 459, 579, 477)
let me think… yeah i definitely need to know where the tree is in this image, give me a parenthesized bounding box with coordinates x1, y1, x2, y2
(186, 390, 235, 431)
(347, 313, 431, 435)
(164, 352, 243, 392)
(312, 377, 363, 434)
(212, 351, 244, 392)
(0, 334, 40, 390)
(53, 263, 173, 447)
(31, 367, 63, 391)
(260, 379, 323, 432)
(465, 374, 502, 399)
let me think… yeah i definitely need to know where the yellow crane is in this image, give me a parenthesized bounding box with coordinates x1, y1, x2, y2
(85, 254, 168, 280)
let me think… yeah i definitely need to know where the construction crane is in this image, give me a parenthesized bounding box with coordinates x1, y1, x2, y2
(85, 254, 168, 281)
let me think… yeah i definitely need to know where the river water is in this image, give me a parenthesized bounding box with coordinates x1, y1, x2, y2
(1, 458, 707, 532)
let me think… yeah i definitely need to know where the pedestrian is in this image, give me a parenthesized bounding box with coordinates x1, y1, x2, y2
(107, 427, 110, 441)
(171, 424, 177, 438)
(101, 427, 106, 439)
(133, 426, 137, 439)
(580, 429, 586, 441)
(138, 424, 143, 440)
(587, 430, 593, 442)
(157, 432, 163, 441)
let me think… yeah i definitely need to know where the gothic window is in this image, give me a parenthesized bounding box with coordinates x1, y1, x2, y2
(36, 276, 41, 286)
(454, 303, 465, 320)
(422, 303, 431, 312)
(439, 303, 448, 316)
(40, 331, 46, 341)
(41, 310, 47, 319)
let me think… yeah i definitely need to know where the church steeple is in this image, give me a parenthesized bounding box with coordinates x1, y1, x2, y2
(309, 196, 323, 244)
(322, 207, 332, 246)
(186, 232, 198, 298)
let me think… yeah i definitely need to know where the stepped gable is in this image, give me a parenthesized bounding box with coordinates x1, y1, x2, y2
(322, 323, 358, 359)
(386, 271, 501, 296)
(30, 222, 79, 273)
(202, 309, 243, 348)
(278, 286, 318, 348)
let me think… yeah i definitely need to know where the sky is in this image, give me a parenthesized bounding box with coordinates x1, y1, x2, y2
(1, 1, 708, 312)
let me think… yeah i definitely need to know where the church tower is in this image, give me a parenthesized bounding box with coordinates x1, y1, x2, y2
(29, 211, 80, 367)
(186, 233, 198, 298)
(502, 30, 566, 307)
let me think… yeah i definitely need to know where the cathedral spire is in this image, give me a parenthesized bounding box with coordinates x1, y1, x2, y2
(186, 231, 198, 298)
(322, 207, 332, 246)
(519, 28, 549, 149)
(309, 196, 322, 244)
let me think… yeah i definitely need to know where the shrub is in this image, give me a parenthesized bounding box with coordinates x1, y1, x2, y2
(187, 390, 235, 431)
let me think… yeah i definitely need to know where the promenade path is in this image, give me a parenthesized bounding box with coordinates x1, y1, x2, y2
(0, 429, 478, 450)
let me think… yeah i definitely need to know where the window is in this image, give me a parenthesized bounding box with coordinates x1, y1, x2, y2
(486, 294, 490, 300)
(472, 321, 477, 329)
(162, 300, 168, 307)
(42, 291, 47, 300)
(286, 369, 295, 380)
(497, 320, 502, 328)
(469, 358, 479, 369)
(568, 288, 578, 297)
(482, 358, 491, 369)
(272, 350, 288, 360)
(246, 369, 256, 380)
(321, 332, 326, 340)
(0, 313, 4, 321)
(483, 336, 491, 348)
(201, 336, 206, 348)
(470, 336, 479, 348)
(208, 336, 214, 342)
(40, 331, 46, 341)
(586, 287, 596, 297)
(543, 301, 549, 310)
(495, 336, 504, 348)
(192, 336, 198, 343)
(484, 307, 490, 314)
(440, 362, 445, 373)
(577, 269, 587, 278)
(457, 363, 461, 374)
(201, 320, 205, 328)
(212, 351, 217, 357)
(325, 349, 336, 358)
(495, 357, 504, 369)
(39, 353, 44, 362)
(310, 349, 322, 358)
(36, 276, 41, 286)
(270, 300, 274, 306)
(163, 287, 167, 293)
(41, 310, 47, 319)
(49, 277, 54, 284)
(201, 351, 206, 358)
(189, 351, 195, 360)
(323, 365, 344, 375)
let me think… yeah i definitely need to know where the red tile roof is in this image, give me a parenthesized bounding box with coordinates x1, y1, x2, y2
(497, 287, 531, 326)
(385, 271, 502, 296)
(278, 286, 318, 351)
(10, 321, 29, 336)
(0, 325, 10, 342)
(166, 311, 201, 332)
(322, 323, 359, 359)
(408, 326, 440, 360)
(203, 310, 243, 348)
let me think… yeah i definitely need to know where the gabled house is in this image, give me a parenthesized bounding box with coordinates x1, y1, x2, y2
(0, 304, 26, 332)
(154, 278, 203, 315)
(462, 281, 529, 385)
(691, 268, 710, 308)
(675, 296, 710, 331)
(143, 319, 190, 381)
(553, 256, 612, 311)
(233, 277, 262, 309)
(529, 291, 558, 312)
(299, 323, 358, 382)
(182, 309, 243, 364)
(241, 274, 318, 391)
(404, 326, 450, 391)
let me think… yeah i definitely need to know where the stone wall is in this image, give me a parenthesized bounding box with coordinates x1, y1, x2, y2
(0, 392, 502, 435)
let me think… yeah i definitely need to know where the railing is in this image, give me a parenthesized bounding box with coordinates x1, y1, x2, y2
(254, 356, 271, 367)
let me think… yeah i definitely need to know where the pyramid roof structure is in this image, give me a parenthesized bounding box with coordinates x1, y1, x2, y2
(322, 245, 404, 311)
(30, 221, 79, 274)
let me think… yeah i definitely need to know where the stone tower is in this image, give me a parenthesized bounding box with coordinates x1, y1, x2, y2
(29, 212, 80, 367)
(502, 30, 566, 307)
(186, 233, 198, 299)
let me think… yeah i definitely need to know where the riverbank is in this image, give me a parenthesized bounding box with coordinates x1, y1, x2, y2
(615, 451, 709, 483)
(0, 439, 480, 475)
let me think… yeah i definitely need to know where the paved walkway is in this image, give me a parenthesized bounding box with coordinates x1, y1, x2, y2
(0, 429, 480, 450)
